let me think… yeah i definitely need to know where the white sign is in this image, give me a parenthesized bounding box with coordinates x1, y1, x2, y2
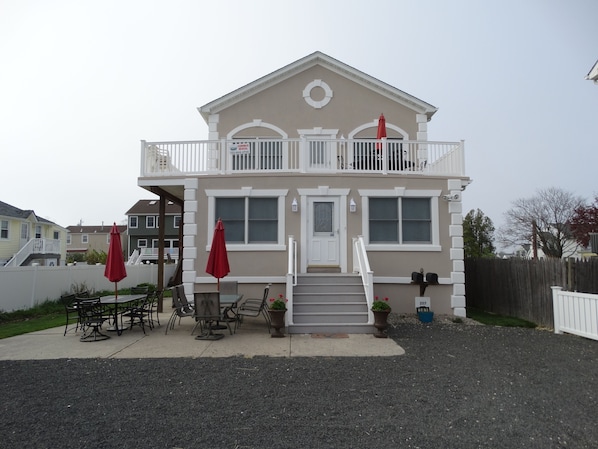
(229, 143, 251, 153)
(415, 296, 431, 308)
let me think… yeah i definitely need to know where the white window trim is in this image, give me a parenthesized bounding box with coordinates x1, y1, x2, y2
(81, 234, 89, 244)
(146, 216, 156, 229)
(0, 220, 8, 239)
(358, 188, 441, 251)
(174, 215, 181, 228)
(138, 239, 147, 248)
(205, 188, 288, 251)
(129, 216, 138, 228)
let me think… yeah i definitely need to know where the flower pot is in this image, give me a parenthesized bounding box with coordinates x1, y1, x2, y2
(372, 309, 391, 338)
(268, 309, 287, 338)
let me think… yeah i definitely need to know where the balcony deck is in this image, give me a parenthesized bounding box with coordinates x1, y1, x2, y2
(140, 138, 465, 178)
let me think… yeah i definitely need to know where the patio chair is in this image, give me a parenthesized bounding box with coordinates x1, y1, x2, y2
(235, 284, 271, 333)
(122, 294, 150, 334)
(192, 291, 231, 340)
(77, 297, 110, 342)
(146, 289, 161, 329)
(165, 285, 194, 334)
(60, 293, 80, 336)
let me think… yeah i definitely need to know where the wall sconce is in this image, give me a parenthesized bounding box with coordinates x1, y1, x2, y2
(441, 193, 460, 202)
(349, 198, 357, 213)
(291, 198, 298, 212)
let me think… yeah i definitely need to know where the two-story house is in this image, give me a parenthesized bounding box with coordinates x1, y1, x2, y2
(137, 51, 471, 333)
(125, 199, 182, 264)
(0, 200, 67, 267)
(66, 224, 127, 261)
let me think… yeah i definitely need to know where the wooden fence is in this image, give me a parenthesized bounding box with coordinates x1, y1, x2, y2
(465, 258, 598, 328)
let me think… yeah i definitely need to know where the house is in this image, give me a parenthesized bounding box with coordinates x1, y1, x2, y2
(66, 224, 127, 261)
(137, 51, 471, 332)
(0, 200, 67, 267)
(125, 199, 182, 264)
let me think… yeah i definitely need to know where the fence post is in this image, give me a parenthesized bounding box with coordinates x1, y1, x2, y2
(551, 286, 563, 334)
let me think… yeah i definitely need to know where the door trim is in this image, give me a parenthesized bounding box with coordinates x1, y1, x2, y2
(297, 187, 350, 273)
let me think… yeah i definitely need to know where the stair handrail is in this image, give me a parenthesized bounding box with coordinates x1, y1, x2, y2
(286, 235, 297, 325)
(353, 236, 374, 320)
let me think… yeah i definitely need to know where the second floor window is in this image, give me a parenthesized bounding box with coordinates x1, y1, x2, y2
(66, 234, 71, 245)
(81, 234, 89, 244)
(146, 216, 156, 228)
(129, 216, 138, 228)
(174, 215, 181, 228)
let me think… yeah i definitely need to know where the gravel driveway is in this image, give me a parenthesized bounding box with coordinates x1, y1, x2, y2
(1, 320, 597, 448)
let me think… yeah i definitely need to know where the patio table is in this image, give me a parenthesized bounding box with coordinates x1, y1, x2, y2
(100, 294, 147, 335)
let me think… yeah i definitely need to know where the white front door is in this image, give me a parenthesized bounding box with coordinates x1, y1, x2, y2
(20, 223, 29, 249)
(307, 197, 340, 266)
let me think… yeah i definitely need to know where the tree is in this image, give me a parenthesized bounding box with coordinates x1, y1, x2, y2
(497, 187, 585, 258)
(570, 196, 598, 247)
(463, 209, 496, 258)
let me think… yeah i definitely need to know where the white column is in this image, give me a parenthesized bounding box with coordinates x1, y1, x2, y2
(182, 178, 199, 302)
(447, 179, 466, 317)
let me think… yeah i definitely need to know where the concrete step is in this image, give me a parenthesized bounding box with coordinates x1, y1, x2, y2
(288, 322, 374, 334)
(292, 312, 369, 324)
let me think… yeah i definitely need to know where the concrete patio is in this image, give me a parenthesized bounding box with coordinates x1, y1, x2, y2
(0, 310, 405, 360)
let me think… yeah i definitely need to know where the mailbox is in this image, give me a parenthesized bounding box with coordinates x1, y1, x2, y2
(425, 272, 438, 284)
(411, 271, 424, 284)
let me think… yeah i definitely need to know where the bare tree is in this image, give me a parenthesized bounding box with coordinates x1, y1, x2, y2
(497, 187, 585, 258)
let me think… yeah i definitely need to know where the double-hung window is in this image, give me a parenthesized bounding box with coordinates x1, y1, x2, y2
(369, 197, 431, 243)
(216, 197, 278, 243)
(0, 220, 8, 239)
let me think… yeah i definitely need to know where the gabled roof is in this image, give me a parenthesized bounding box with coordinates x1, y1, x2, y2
(0, 200, 55, 225)
(198, 51, 438, 122)
(125, 199, 182, 216)
(66, 225, 127, 234)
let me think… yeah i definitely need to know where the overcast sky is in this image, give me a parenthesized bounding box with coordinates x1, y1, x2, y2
(1, 0, 596, 237)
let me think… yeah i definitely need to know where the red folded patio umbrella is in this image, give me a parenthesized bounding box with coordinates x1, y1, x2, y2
(376, 113, 387, 151)
(104, 223, 127, 298)
(205, 218, 230, 290)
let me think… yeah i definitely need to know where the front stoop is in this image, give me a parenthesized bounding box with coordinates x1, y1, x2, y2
(288, 274, 374, 334)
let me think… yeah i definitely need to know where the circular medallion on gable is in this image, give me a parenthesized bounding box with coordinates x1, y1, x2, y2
(302, 79, 333, 109)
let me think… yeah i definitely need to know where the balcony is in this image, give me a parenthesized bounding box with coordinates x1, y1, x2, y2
(140, 138, 465, 177)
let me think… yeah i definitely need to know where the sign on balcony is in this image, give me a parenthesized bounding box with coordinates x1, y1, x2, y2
(229, 143, 251, 153)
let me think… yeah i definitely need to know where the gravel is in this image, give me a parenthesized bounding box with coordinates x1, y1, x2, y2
(2, 320, 598, 448)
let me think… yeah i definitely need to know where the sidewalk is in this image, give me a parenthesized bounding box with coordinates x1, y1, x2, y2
(0, 312, 405, 360)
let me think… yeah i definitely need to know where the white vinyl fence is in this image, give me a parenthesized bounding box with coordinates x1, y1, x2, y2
(0, 264, 177, 312)
(552, 286, 598, 341)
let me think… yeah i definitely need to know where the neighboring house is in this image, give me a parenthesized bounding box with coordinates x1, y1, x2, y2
(0, 200, 67, 267)
(137, 51, 471, 332)
(66, 224, 127, 260)
(125, 199, 182, 264)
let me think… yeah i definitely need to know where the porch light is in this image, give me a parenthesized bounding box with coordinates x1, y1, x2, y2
(291, 198, 298, 212)
(349, 198, 357, 213)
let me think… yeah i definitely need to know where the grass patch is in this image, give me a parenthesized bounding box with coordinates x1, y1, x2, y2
(467, 308, 537, 328)
(0, 284, 165, 339)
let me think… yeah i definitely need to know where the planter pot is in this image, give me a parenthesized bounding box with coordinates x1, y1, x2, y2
(268, 309, 287, 338)
(372, 309, 391, 338)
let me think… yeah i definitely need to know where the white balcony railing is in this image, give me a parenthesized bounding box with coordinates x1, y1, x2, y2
(141, 138, 465, 177)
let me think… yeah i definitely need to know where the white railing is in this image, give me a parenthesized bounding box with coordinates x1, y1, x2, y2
(286, 235, 297, 326)
(552, 286, 598, 341)
(353, 236, 374, 323)
(4, 238, 61, 268)
(141, 138, 465, 177)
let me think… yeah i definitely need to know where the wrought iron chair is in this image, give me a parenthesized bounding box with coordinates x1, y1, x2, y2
(60, 293, 79, 336)
(122, 294, 150, 334)
(77, 297, 110, 342)
(235, 284, 271, 332)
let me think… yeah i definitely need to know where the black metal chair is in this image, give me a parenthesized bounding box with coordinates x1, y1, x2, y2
(122, 294, 150, 334)
(77, 297, 110, 342)
(146, 289, 161, 329)
(235, 284, 271, 332)
(60, 293, 79, 336)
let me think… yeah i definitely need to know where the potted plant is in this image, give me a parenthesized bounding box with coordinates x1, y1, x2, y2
(268, 294, 288, 338)
(371, 296, 391, 338)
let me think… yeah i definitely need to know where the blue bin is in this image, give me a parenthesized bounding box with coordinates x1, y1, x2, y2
(416, 307, 434, 323)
